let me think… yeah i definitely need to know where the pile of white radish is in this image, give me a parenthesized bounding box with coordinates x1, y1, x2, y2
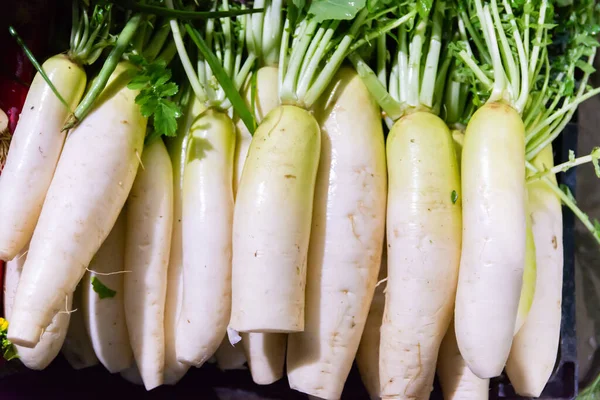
(1, 0, 600, 399)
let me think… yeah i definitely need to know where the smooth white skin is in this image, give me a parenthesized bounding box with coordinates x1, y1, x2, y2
(381, 112, 461, 399)
(215, 337, 247, 371)
(437, 320, 489, 400)
(124, 138, 173, 391)
(7, 62, 146, 347)
(356, 251, 387, 400)
(176, 109, 235, 366)
(0, 55, 86, 261)
(162, 99, 198, 386)
(235, 66, 287, 385)
(3, 247, 72, 370)
(62, 285, 99, 370)
(241, 332, 287, 385)
(506, 144, 563, 397)
(230, 105, 321, 333)
(455, 103, 526, 379)
(287, 68, 387, 400)
(82, 210, 133, 373)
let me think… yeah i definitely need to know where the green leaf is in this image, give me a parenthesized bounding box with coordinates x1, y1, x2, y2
(560, 184, 577, 204)
(451, 190, 458, 204)
(158, 82, 179, 97)
(307, 0, 366, 23)
(91, 276, 117, 299)
(153, 99, 181, 137)
(592, 147, 600, 178)
(576, 59, 596, 75)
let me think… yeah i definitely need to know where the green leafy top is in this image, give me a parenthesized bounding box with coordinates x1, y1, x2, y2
(0, 319, 18, 362)
(278, 0, 411, 109)
(349, 0, 453, 122)
(68, 1, 114, 65)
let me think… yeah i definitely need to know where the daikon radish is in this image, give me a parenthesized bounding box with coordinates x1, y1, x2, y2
(124, 138, 173, 391)
(121, 363, 144, 386)
(287, 67, 387, 400)
(8, 61, 147, 347)
(176, 109, 235, 366)
(3, 247, 71, 370)
(356, 250, 387, 400)
(506, 144, 563, 397)
(241, 332, 287, 385)
(437, 320, 490, 400)
(62, 284, 98, 370)
(82, 210, 133, 373)
(514, 212, 537, 335)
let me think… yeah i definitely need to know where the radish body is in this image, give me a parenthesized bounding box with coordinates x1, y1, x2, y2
(62, 284, 99, 370)
(8, 62, 146, 347)
(176, 109, 235, 366)
(241, 332, 287, 384)
(124, 138, 173, 391)
(356, 251, 387, 400)
(234, 67, 287, 383)
(506, 144, 563, 397)
(514, 214, 537, 335)
(3, 248, 71, 370)
(380, 111, 461, 399)
(437, 320, 489, 400)
(82, 210, 133, 373)
(0, 55, 86, 261)
(287, 68, 387, 400)
(455, 102, 526, 379)
(163, 100, 197, 385)
(121, 363, 144, 386)
(230, 105, 321, 333)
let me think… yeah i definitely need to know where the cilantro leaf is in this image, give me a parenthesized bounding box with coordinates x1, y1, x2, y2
(307, 0, 366, 23)
(91, 276, 117, 299)
(127, 57, 182, 137)
(417, 0, 433, 20)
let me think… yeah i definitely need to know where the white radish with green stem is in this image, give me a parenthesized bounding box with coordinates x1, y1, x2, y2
(6, 11, 184, 349)
(350, 1, 461, 397)
(3, 247, 72, 371)
(286, 65, 387, 400)
(166, 0, 260, 367)
(233, 0, 288, 385)
(230, 0, 401, 336)
(124, 137, 174, 391)
(82, 210, 133, 374)
(0, 3, 112, 261)
(448, 0, 552, 379)
(62, 284, 98, 370)
(506, 3, 600, 394)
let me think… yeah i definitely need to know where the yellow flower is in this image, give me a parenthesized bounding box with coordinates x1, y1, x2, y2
(0, 318, 8, 332)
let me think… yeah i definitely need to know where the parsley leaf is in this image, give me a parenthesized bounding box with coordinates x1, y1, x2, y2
(128, 57, 182, 137)
(307, 0, 366, 23)
(91, 276, 117, 299)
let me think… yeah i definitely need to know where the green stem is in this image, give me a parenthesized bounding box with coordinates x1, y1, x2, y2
(459, 8, 491, 65)
(281, 20, 319, 104)
(143, 20, 171, 63)
(480, 3, 507, 105)
(420, 0, 444, 109)
(8, 26, 71, 111)
(278, 18, 291, 100)
(397, 24, 408, 104)
(116, 1, 265, 19)
(528, 0, 547, 87)
(377, 32, 387, 87)
(298, 23, 329, 87)
(502, 0, 529, 112)
(490, 0, 518, 103)
(70, 1, 80, 51)
(261, 0, 283, 66)
(407, 18, 427, 107)
(349, 53, 403, 120)
(457, 50, 493, 89)
(528, 153, 597, 181)
(348, 9, 416, 54)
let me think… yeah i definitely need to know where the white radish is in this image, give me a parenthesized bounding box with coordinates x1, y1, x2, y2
(230, 105, 321, 333)
(8, 62, 147, 347)
(287, 67, 387, 400)
(380, 111, 462, 399)
(3, 247, 71, 370)
(62, 284, 99, 370)
(162, 99, 198, 385)
(356, 250, 387, 400)
(176, 108, 235, 366)
(234, 66, 287, 386)
(505, 144, 563, 397)
(0, 55, 86, 261)
(437, 320, 490, 400)
(215, 337, 247, 371)
(121, 363, 144, 386)
(82, 210, 133, 373)
(514, 213, 537, 335)
(241, 332, 287, 385)
(455, 103, 526, 379)
(124, 137, 173, 391)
